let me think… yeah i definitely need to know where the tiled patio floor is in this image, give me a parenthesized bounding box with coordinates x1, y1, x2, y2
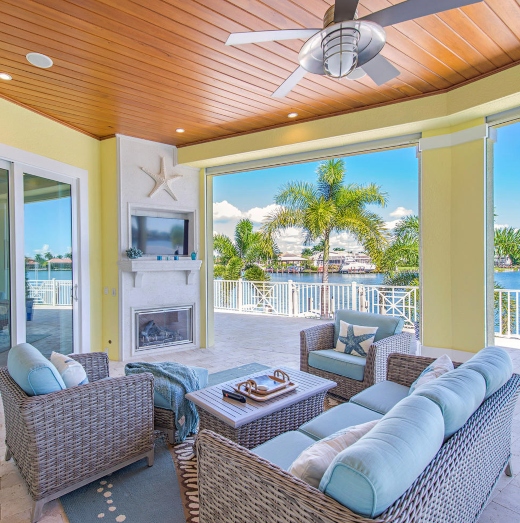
(0, 311, 519, 522)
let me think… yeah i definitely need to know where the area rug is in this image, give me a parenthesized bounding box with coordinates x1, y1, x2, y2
(61, 440, 185, 523)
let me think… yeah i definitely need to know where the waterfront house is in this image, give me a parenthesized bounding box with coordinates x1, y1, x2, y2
(1, 1, 520, 521)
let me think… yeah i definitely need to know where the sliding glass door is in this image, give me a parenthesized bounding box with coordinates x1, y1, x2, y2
(0, 166, 10, 356)
(24, 172, 74, 357)
(0, 157, 85, 364)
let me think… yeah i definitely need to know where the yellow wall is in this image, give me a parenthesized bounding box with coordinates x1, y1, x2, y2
(421, 121, 488, 352)
(180, 64, 520, 354)
(0, 97, 103, 352)
(100, 138, 119, 359)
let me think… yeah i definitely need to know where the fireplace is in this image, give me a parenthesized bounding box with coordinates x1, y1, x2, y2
(135, 305, 193, 351)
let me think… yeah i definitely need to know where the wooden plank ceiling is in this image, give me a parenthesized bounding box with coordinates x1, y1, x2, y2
(0, 0, 519, 147)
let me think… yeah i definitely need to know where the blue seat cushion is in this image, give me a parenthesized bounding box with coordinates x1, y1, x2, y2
(252, 431, 316, 470)
(460, 347, 513, 399)
(7, 343, 66, 396)
(319, 394, 444, 518)
(350, 381, 410, 415)
(154, 365, 209, 410)
(334, 310, 404, 346)
(298, 402, 383, 441)
(414, 367, 486, 438)
(308, 350, 366, 382)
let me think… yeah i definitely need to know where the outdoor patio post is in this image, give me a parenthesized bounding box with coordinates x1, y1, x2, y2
(237, 278, 243, 312)
(288, 280, 293, 316)
(352, 282, 357, 311)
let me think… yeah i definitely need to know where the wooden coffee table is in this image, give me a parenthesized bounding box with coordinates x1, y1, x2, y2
(186, 366, 336, 448)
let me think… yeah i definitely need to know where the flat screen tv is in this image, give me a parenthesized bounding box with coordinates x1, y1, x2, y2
(131, 215, 189, 255)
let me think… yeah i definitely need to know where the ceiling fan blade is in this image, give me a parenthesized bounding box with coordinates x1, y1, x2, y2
(272, 67, 307, 98)
(362, 55, 400, 86)
(333, 0, 360, 22)
(360, 0, 482, 27)
(226, 29, 320, 46)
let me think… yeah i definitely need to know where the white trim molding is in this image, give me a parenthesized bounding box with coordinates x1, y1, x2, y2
(418, 124, 492, 151)
(207, 134, 421, 176)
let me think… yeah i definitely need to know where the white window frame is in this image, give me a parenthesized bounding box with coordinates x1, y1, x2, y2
(0, 143, 90, 353)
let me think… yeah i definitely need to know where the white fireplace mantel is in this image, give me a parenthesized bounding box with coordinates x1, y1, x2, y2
(118, 259, 202, 287)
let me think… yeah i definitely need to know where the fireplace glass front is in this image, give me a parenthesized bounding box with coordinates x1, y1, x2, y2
(135, 306, 193, 351)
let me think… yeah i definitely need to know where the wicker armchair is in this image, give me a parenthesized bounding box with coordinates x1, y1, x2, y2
(0, 352, 155, 523)
(300, 322, 414, 400)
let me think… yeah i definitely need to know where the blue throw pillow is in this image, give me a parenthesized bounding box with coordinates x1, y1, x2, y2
(7, 343, 66, 396)
(334, 320, 377, 357)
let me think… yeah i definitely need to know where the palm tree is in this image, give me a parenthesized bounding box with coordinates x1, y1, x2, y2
(263, 158, 388, 318)
(213, 218, 278, 280)
(381, 215, 419, 286)
(494, 227, 520, 266)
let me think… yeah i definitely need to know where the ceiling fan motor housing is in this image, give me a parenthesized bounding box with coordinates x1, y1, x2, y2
(298, 20, 386, 76)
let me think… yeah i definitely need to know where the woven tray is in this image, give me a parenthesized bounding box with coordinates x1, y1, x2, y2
(233, 381, 298, 402)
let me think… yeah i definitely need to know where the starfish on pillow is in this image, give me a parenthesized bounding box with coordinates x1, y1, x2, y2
(338, 324, 374, 357)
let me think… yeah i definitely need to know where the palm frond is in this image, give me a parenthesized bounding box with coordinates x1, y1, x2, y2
(213, 233, 239, 265)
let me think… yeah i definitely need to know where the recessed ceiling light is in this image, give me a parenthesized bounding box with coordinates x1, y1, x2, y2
(26, 52, 53, 69)
(0, 73, 12, 81)
(176, 128, 185, 133)
(288, 112, 298, 118)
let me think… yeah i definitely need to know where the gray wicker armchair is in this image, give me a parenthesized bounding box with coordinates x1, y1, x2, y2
(0, 352, 155, 523)
(301, 321, 414, 400)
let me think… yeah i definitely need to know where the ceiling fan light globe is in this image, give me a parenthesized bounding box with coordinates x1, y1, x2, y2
(322, 27, 360, 78)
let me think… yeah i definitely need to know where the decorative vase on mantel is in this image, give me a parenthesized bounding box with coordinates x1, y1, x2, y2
(126, 248, 143, 260)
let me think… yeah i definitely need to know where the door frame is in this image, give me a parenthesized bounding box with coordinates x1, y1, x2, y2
(0, 143, 90, 353)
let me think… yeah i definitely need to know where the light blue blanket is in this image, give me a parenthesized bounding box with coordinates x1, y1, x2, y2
(125, 361, 200, 442)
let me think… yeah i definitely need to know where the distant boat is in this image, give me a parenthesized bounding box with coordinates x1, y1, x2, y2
(340, 262, 376, 274)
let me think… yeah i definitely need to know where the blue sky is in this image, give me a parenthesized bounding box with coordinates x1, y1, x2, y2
(214, 146, 420, 252)
(493, 121, 520, 229)
(214, 122, 520, 253)
(25, 198, 72, 257)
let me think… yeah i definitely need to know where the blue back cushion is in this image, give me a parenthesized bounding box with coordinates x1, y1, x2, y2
(7, 343, 66, 396)
(334, 310, 404, 345)
(319, 394, 444, 518)
(460, 346, 513, 399)
(413, 367, 486, 438)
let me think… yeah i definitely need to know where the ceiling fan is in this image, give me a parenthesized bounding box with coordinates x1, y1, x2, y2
(226, 0, 483, 98)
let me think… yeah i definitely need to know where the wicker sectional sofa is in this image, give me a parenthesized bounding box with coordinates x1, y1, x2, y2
(196, 349, 520, 523)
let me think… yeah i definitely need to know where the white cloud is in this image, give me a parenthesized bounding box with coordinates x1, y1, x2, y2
(494, 223, 509, 229)
(385, 219, 401, 230)
(213, 200, 243, 221)
(246, 204, 280, 224)
(390, 206, 414, 218)
(34, 244, 51, 255)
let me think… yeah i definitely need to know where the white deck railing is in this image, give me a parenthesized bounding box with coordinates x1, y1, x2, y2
(27, 280, 73, 306)
(495, 288, 519, 338)
(214, 279, 419, 327)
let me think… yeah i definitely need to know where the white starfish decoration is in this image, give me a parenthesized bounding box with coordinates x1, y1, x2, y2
(139, 156, 183, 200)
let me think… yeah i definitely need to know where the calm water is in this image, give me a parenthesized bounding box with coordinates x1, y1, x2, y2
(26, 269, 72, 281)
(269, 271, 520, 290)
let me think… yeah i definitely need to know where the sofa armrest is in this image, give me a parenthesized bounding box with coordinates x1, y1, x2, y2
(367, 332, 415, 384)
(196, 430, 379, 523)
(70, 352, 110, 381)
(386, 353, 462, 387)
(300, 323, 335, 373)
(8, 373, 154, 500)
